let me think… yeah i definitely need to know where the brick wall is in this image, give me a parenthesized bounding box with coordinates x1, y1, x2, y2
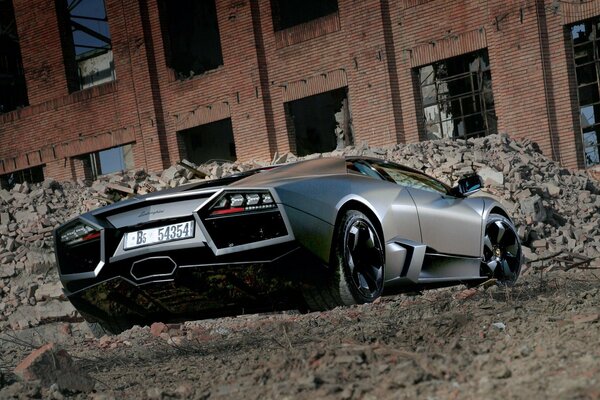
(1, 0, 599, 181)
(0, 0, 160, 180)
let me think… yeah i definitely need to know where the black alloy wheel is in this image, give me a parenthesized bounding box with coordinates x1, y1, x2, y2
(483, 214, 522, 284)
(301, 209, 385, 310)
(341, 211, 385, 302)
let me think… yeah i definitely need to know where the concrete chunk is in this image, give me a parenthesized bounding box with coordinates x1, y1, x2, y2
(35, 282, 65, 302)
(520, 195, 547, 223)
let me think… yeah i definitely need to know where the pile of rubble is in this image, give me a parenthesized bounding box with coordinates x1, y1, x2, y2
(0, 134, 598, 331)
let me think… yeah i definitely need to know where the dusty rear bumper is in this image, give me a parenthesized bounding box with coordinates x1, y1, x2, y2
(66, 243, 326, 328)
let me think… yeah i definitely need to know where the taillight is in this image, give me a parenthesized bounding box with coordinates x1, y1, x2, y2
(55, 220, 102, 275)
(59, 222, 100, 246)
(200, 190, 288, 249)
(208, 191, 276, 216)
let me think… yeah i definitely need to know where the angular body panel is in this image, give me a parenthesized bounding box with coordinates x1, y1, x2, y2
(408, 189, 484, 257)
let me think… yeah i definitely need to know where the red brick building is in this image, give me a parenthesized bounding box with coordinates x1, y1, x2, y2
(1, 0, 600, 187)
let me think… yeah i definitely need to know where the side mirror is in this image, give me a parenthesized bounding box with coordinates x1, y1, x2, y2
(453, 174, 483, 197)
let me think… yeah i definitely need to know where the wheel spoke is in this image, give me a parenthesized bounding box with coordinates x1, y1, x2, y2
(484, 236, 493, 253)
(348, 225, 359, 251)
(347, 251, 356, 273)
(365, 227, 375, 249)
(373, 265, 383, 281)
(505, 254, 519, 267)
(487, 259, 498, 273)
(357, 273, 370, 292)
(506, 242, 520, 255)
(501, 259, 513, 278)
(494, 221, 505, 243)
(362, 263, 381, 283)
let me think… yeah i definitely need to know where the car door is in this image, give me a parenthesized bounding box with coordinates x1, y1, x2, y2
(364, 160, 483, 258)
(406, 188, 483, 257)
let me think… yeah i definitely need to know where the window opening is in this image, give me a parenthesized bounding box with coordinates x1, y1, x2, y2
(0, 166, 44, 190)
(417, 50, 496, 141)
(270, 0, 338, 31)
(0, 0, 28, 113)
(159, 0, 223, 80)
(178, 119, 236, 165)
(570, 19, 600, 167)
(285, 88, 352, 157)
(58, 0, 114, 91)
(83, 144, 133, 180)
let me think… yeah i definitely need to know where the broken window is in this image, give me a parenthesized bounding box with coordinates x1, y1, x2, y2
(159, 0, 223, 80)
(570, 19, 600, 167)
(285, 88, 352, 157)
(0, 0, 28, 114)
(417, 50, 496, 141)
(57, 0, 114, 91)
(178, 119, 236, 165)
(95, 145, 133, 175)
(270, 0, 338, 31)
(75, 145, 133, 181)
(0, 166, 44, 190)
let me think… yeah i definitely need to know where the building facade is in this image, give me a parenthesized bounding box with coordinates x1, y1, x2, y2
(1, 0, 599, 187)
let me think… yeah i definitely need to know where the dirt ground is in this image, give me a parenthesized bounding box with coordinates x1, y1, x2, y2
(1, 262, 600, 400)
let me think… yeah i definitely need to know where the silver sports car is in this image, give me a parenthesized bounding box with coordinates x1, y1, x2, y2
(54, 157, 522, 335)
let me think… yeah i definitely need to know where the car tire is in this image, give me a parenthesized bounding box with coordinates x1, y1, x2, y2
(303, 209, 385, 311)
(483, 213, 522, 285)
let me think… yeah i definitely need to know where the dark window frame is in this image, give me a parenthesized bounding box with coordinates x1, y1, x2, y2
(177, 118, 237, 165)
(56, 0, 114, 92)
(270, 0, 338, 31)
(0, 166, 44, 190)
(569, 18, 600, 168)
(157, 0, 224, 80)
(284, 87, 352, 157)
(0, 0, 29, 114)
(416, 50, 497, 141)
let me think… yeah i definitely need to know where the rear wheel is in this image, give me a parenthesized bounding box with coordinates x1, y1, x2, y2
(303, 209, 385, 310)
(482, 214, 522, 285)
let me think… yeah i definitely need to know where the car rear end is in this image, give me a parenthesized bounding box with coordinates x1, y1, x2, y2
(53, 186, 313, 331)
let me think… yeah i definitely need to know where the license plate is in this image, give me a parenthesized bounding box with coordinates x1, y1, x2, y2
(124, 221, 195, 250)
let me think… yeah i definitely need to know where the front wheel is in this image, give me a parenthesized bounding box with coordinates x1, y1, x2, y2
(482, 214, 522, 285)
(303, 209, 385, 310)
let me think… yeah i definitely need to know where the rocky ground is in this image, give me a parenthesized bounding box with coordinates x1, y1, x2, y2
(0, 134, 599, 398)
(1, 265, 600, 399)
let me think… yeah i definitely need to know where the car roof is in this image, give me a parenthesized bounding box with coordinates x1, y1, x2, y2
(230, 157, 348, 187)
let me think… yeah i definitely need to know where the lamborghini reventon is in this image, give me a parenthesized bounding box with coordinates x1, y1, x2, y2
(54, 157, 522, 334)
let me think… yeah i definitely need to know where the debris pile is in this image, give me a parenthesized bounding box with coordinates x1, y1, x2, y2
(0, 134, 598, 331)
